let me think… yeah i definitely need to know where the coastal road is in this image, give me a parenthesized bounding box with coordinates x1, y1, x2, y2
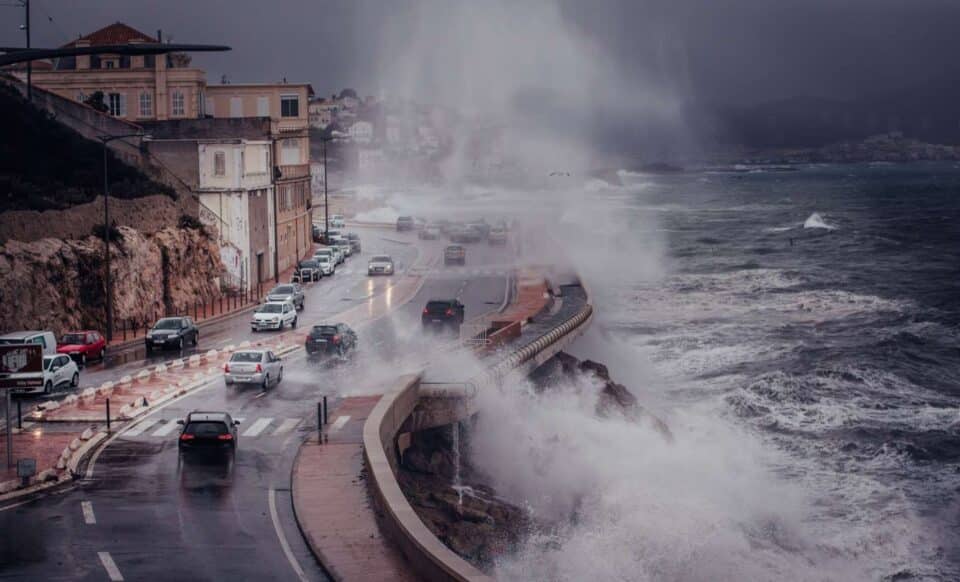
(0, 231, 514, 581)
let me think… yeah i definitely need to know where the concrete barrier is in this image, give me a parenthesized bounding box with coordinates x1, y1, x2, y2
(119, 375, 132, 386)
(363, 375, 494, 582)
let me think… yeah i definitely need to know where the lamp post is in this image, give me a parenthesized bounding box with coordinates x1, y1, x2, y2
(319, 130, 347, 241)
(99, 132, 150, 341)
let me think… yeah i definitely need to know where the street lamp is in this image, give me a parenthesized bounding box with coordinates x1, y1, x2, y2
(98, 132, 150, 341)
(319, 130, 347, 241)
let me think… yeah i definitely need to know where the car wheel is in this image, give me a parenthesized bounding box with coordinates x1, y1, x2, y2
(178, 337, 184, 350)
(262, 374, 270, 390)
(291, 316, 298, 329)
(278, 368, 283, 383)
(80, 353, 87, 366)
(44, 380, 52, 394)
(99, 348, 106, 360)
(71, 372, 79, 388)
(145, 344, 153, 354)
(192, 332, 199, 346)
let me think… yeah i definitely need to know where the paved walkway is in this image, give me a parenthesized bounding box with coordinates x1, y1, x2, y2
(293, 396, 419, 582)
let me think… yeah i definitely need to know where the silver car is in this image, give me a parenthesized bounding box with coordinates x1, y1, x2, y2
(223, 349, 283, 389)
(266, 284, 304, 311)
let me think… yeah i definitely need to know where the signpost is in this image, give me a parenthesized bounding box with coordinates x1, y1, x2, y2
(0, 344, 43, 467)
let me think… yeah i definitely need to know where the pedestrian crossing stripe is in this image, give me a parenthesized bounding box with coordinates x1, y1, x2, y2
(242, 417, 273, 437)
(121, 417, 303, 439)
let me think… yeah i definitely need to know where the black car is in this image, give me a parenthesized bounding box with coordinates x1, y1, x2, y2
(305, 323, 358, 358)
(396, 216, 415, 231)
(421, 299, 465, 332)
(346, 232, 362, 253)
(444, 245, 466, 265)
(312, 224, 322, 243)
(178, 411, 239, 455)
(145, 316, 199, 353)
(294, 259, 322, 282)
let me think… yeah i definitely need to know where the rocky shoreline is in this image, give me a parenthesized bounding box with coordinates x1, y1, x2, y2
(396, 351, 671, 571)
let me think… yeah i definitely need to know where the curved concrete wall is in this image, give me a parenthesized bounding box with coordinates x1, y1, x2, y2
(363, 277, 594, 581)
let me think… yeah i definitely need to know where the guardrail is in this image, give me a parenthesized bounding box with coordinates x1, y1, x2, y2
(363, 277, 594, 582)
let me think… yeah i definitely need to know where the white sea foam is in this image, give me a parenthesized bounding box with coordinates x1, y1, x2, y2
(803, 212, 836, 230)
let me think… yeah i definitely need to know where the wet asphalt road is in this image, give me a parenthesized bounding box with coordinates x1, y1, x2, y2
(0, 229, 513, 581)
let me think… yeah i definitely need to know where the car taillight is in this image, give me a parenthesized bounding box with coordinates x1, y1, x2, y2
(255, 363, 263, 373)
(180, 434, 195, 441)
(445, 309, 454, 316)
(223, 363, 230, 373)
(332, 335, 341, 344)
(423, 308, 429, 315)
(217, 434, 234, 441)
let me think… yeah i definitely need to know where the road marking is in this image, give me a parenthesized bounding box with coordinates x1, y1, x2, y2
(268, 488, 309, 582)
(151, 420, 180, 437)
(242, 417, 273, 437)
(329, 415, 350, 433)
(272, 418, 301, 436)
(98, 551, 124, 581)
(122, 418, 160, 437)
(81, 500, 96, 524)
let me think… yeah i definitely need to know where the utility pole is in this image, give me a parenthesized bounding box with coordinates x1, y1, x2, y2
(23, 0, 31, 100)
(322, 137, 329, 240)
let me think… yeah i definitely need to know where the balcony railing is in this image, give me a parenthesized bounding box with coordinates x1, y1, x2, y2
(275, 164, 310, 180)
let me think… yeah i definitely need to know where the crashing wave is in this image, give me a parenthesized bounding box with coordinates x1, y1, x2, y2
(803, 212, 835, 230)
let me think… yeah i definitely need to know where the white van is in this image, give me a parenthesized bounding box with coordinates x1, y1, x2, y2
(0, 331, 58, 356)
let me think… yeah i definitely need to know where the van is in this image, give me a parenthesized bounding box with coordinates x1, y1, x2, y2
(0, 331, 58, 356)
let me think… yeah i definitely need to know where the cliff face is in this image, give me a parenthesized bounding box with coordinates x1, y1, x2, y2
(0, 226, 223, 336)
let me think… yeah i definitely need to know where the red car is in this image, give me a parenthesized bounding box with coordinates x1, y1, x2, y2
(57, 330, 106, 365)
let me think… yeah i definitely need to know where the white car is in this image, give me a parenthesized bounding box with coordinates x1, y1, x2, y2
(313, 253, 335, 276)
(330, 214, 345, 228)
(224, 349, 283, 389)
(16, 354, 79, 395)
(368, 255, 395, 276)
(326, 245, 344, 265)
(251, 301, 298, 331)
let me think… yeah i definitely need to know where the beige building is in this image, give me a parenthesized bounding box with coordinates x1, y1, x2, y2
(24, 22, 206, 121)
(205, 83, 314, 275)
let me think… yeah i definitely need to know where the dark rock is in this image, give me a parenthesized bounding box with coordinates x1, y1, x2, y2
(579, 359, 611, 381)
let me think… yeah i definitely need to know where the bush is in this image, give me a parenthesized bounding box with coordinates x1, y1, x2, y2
(178, 214, 204, 230)
(91, 222, 122, 242)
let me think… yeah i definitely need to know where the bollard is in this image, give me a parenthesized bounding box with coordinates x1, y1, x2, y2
(220, 295, 224, 315)
(323, 395, 328, 426)
(17, 400, 22, 429)
(106, 398, 111, 434)
(317, 402, 323, 442)
(122, 319, 127, 341)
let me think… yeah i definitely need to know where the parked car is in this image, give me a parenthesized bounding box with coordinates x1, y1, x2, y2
(467, 220, 491, 238)
(0, 331, 57, 356)
(313, 253, 335, 276)
(396, 216, 415, 231)
(14, 354, 79, 395)
(57, 331, 106, 365)
(367, 255, 395, 276)
(333, 237, 353, 257)
(330, 214, 346, 228)
(293, 259, 322, 283)
(419, 226, 440, 240)
(444, 245, 466, 266)
(177, 411, 240, 455)
(317, 229, 342, 245)
(305, 324, 357, 358)
(251, 301, 298, 331)
(312, 224, 322, 243)
(267, 284, 304, 311)
(223, 349, 283, 389)
(421, 299, 466, 332)
(346, 232, 362, 253)
(488, 227, 508, 245)
(145, 317, 198, 353)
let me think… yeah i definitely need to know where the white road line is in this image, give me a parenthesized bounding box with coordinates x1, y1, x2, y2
(151, 420, 180, 437)
(81, 500, 96, 524)
(272, 418, 301, 436)
(98, 551, 124, 581)
(268, 488, 309, 582)
(329, 415, 350, 433)
(242, 417, 273, 437)
(122, 418, 160, 437)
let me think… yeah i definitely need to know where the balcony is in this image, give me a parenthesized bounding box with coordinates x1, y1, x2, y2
(275, 164, 310, 181)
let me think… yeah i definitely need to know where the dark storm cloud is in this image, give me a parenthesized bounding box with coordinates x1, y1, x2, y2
(3, 0, 958, 105)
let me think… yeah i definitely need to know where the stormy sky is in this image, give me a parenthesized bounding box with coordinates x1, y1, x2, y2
(4, 0, 959, 106)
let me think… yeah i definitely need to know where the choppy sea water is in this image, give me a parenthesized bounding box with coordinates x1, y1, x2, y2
(598, 163, 960, 580)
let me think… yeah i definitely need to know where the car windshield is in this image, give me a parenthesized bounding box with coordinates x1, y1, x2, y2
(371, 256, 392, 262)
(311, 325, 338, 336)
(426, 301, 454, 313)
(316, 256, 330, 264)
(230, 351, 263, 363)
(184, 421, 229, 436)
(61, 333, 86, 344)
(299, 261, 316, 267)
(154, 319, 182, 330)
(260, 304, 283, 313)
(271, 286, 293, 295)
(43, 356, 54, 370)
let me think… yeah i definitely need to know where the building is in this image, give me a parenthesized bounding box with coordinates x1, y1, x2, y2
(141, 118, 276, 291)
(23, 22, 206, 121)
(205, 83, 314, 275)
(308, 100, 333, 129)
(349, 120, 374, 144)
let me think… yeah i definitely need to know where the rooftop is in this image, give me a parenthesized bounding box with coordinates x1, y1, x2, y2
(61, 22, 157, 48)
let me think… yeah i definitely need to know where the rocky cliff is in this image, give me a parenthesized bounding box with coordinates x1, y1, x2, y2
(0, 225, 223, 336)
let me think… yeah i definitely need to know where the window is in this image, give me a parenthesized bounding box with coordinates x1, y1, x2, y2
(139, 91, 153, 117)
(257, 96, 269, 117)
(108, 92, 126, 117)
(281, 139, 300, 165)
(230, 97, 242, 118)
(280, 94, 299, 117)
(171, 90, 185, 116)
(104, 60, 115, 69)
(204, 97, 214, 116)
(214, 151, 226, 177)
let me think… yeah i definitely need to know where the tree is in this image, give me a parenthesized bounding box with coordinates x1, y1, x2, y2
(84, 91, 109, 113)
(339, 88, 358, 100)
